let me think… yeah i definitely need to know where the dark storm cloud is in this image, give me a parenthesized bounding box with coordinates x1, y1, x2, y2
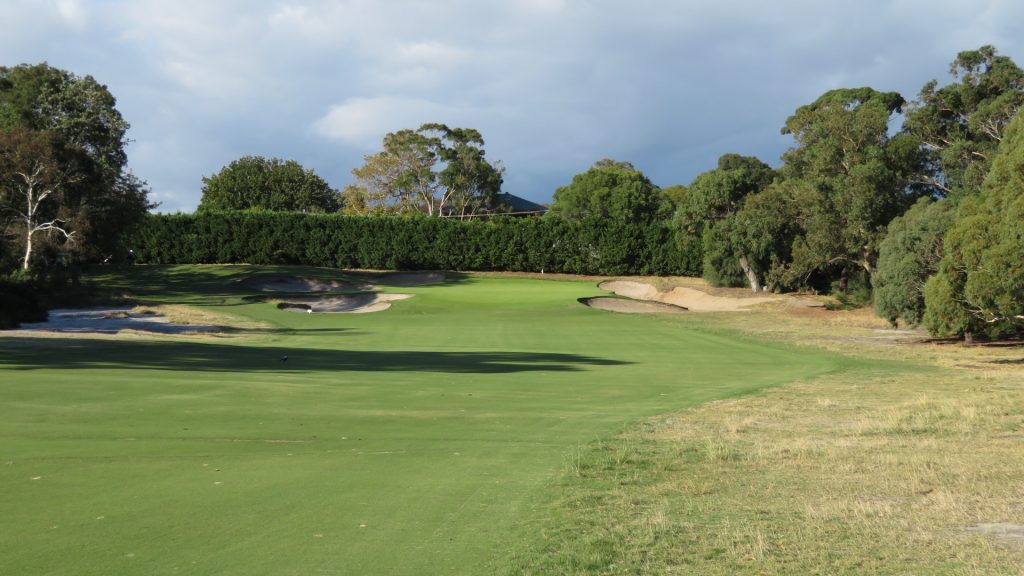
(2, 0, 1022, 211)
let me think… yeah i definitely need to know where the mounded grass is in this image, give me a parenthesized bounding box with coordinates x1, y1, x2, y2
(0, 265, 848, 575)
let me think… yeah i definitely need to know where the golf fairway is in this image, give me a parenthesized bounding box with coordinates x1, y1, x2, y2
(0, 266, 848, 575)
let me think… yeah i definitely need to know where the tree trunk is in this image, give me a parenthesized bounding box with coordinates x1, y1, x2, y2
(738, 253, 762, 292)
(22, 228, 32, 270)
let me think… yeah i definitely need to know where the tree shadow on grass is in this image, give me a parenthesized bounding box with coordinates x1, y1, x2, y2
(88, 265, 476, 307)
(0, 338, 629, 375)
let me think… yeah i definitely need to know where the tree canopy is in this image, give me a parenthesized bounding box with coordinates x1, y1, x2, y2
(199, 156, 340, 213)
(903, 45, 1024, 199)
(873, 197, 956, 326)
(548, 160, 668, 224)
(680, 154, 778, 290)
(0, 62, 152, 267)
(778, 87, 927, 290)
(345, 124, 503, 217)
(923, 108, 1024, 340)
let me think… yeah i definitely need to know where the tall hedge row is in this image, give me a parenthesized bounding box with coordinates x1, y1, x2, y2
(130, 212, 701, 276)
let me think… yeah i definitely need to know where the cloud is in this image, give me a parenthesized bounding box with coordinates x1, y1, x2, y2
(314, 96, 472, 148)
(55, 0, 88, 29)
(5, 0, 1024, 213)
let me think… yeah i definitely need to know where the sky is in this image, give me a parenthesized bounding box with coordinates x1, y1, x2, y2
(2, 0, 1022, 213)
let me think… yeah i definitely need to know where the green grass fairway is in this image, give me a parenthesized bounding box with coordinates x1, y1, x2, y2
(0, 266, 849, 575)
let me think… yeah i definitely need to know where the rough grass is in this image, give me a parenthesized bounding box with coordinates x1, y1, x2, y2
(500, 287, 1024, 575)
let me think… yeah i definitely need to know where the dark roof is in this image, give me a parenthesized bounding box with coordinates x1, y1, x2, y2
(496, 193, 548, 214)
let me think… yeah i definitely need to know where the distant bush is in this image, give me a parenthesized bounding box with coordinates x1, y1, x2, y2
(129, 212, 701, 276)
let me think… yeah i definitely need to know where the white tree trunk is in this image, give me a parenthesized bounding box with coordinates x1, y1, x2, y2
(22, 229, 33, 270)
(739, 253, 762, 292)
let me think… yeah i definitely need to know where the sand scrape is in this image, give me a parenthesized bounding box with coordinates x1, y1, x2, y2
(277, 293, 414, 313)
(580, 297, 687, 315)
(598, 280, 781, 312)
(14, 308, 218, 334)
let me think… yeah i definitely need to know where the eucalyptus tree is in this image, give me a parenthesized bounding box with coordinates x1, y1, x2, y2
(873, 46, 1022, 323)
(779, 87, 927, 291)
(680, 154, 777, 290)
(903, 45, 1024, 199)
(346, 124, 503, 217)
(924, 109, 1024, 340)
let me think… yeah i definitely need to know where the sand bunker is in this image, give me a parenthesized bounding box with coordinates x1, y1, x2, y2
(598, 280, 781, 312)
(242, 271, 444, 293)
(240, 276, 365, 293)
(16, 308, 218, 334)
(277, 293, 414, 314)
(580, 297, 687, 315)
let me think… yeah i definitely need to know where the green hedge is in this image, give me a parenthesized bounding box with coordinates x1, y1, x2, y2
(130, 212, 701, 276)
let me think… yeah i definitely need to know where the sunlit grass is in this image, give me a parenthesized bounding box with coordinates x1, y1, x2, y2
(502, 288, 1024, 575)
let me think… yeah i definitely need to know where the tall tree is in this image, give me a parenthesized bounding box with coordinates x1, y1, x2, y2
(420, 124, 504, 218)
(348, 124, 503, 217)
(923, 109, 1024, 340)
(548, 159, 668, 224)
(873, 197, 956, 326)
(0, 63, 152, 265)
(199, 156, 341, 213)
(0, 128, 78, 269)
(779, 87, 926, 290)
(680, 154, 777, 290)
(903, 46, 1024, 199)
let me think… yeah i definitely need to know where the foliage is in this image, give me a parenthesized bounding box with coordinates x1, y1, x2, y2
(0, 272, 47, 328)
(903, 46, 1024, 199)
(347, 124, 503, 217)
(779, 87, 927, 290)
(424, 123, 504, 218)
(924, 109, 1024, 338)
(0, 62, 153, 267)
(548, 160, 669, 224)
(199, 155, 340, 213)
(660, 184, 687, 211)
(129, 212, 701, 276)
(681, 154, 777, 290)
(731, 180, 803, 291)
(0, 127, 77, 269)
(873, 197, 955, 326)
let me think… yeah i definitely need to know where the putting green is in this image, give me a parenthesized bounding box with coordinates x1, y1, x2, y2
(0, 266, 847, 575)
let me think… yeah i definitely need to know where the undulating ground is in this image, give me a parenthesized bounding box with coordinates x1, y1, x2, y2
(503, 299, 1024, 575)
(0, 265, 846, 575)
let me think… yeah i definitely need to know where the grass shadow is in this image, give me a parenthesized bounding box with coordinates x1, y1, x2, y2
(0, 338, 630, 375)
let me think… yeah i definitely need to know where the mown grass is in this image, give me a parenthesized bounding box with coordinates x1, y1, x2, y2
(0, 265, 849, 576)
(501, 294, 1024, 575)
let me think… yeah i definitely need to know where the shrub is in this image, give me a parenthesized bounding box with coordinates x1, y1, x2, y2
(129, 212, 702, 276)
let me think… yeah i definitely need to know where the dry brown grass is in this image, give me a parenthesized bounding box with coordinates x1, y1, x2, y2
(505, 285, 1024, 575)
